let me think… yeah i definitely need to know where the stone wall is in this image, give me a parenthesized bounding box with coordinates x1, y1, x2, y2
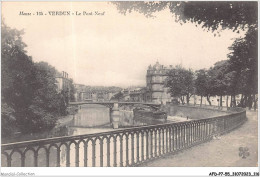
(164, 104, 229, 119)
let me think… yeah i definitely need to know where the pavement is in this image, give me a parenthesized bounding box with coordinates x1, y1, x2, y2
(142, 110, 258, 167)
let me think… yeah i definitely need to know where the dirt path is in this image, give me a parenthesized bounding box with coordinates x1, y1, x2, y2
(142, 110, 258, 167)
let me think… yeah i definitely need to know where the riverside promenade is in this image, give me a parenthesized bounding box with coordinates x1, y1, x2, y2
(143, 110, 258, 167)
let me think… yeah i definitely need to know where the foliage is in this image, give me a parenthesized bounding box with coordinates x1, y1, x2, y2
(113, 1, 257, 32)
(228, 27, 258, 95)
(1, 22, 69, 135)
(165, 65, 194, 104)
(194, 69, 209, 97)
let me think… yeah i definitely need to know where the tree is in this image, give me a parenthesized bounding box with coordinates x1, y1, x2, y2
(2, 21, 37, 135)
(165, 65, 194, 104)
(113, 1, 257, 32)
(194, 69, 209, 106)
(1, 22, 68, 135)
(114, 1, 257, 109)
(228, 27, 258, 109)
(207, 60, 234, 107)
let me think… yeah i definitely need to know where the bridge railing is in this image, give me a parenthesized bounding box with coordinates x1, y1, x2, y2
(1, 108, 246, 167)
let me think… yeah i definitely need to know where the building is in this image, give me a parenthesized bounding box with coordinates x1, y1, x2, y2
(129, 87, 146, 102)
(146, 62, 172, 104)
(55, 71, 73, 102)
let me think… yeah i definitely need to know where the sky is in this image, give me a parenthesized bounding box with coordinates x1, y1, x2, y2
(2, 2, 244, 88)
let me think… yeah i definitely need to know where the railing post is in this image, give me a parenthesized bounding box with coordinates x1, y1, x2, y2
(154, 129, 157, 157)
(146, 131, 149, 160)
(113, 136, 117, 167)
(100, 139, 104, 167)
(75, 143, 79, 167)
(169, 127, 172, 152)
(131, 133, 135, 165)
(34, 151, 38, 167)
(162, 128, 165, 154)
(57, 147, 61, 167)
(150, 130, 153, 158)
(165, 127, 168, 153)
(84, 142, 88, 167)
(92, 140, 96, 167)
(119, 136, 123, 167)
(46, 150, 50, 167)
(125, 134, 129, 166)
(21, 153, 25, 167)
(136, 132, 140, 163)
(107, 138, 110, 167)
(66, 145, 70, 167)
(158, 129, 161, 156)
(141, 132, 144, 161)
(7, 155, 11, 167)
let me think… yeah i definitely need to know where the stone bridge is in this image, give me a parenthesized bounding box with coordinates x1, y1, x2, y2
(69, 102, 161, 128)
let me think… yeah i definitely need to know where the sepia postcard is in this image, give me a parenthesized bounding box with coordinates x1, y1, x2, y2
(1, 1, 259, 176)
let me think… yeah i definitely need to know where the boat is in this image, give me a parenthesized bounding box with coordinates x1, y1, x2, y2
(133, 106, 167, 121)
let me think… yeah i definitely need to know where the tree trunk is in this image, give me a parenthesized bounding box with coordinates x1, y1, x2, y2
(240, 94, 244, 107)
(226, 95, 229, 108)
(234, 95, 236, 107)
(253, 94, 257, 111)
(248, 94, 253, 110)
(186, 94, 189, 105)
(206, 95, 211, 106)
(200, 95, 203, 107)
(220, 95, 222, 107)
(180, 96, 184, 105)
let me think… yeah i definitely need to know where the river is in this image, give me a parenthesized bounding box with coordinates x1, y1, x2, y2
(2, 104, 187, 167)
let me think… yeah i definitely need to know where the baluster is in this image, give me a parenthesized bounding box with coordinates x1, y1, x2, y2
(126, 134, 129, 166)
(158, 129, 161, 156)
(119, 136, 123, 167)
(203, 121, 206, 141)
(150, 130, 153, 158)
(131, 133, 135, 165)
(169, 127, 172, 152)
(183, 124, 186, 148)
(174, 126, 177, 150)
(113, 136, 117, 167)
(196, 123, 198, 142)
(154, 129, 157, 157)
(188, 123, 191, 146)
(7, 155, 11, 167)
(162, 128, 165, 154)
(136, 132, 140, 163)
(66, 145, 70, 167)
(192, 123, 195, 144)
(107, 138, 110, 167)
(100, 139, 104, 167)
(165, 127, 168, 153)
(21, 153, 25, 167)
(182, 125, 185, 148)
(46, 149, 50, 167)
(75, 143, 79, 167)
(34, 151, 38, 167)
(141, 132, 144, 161)
(178, 126, 181, 150)
(205, 122, 208, 139)
(146, 131, 149, 160)
(57, 147, 61, 167)
(84, 142, 88, 167)
(92, 140, 96, 167)
(198, 122, 201, 142)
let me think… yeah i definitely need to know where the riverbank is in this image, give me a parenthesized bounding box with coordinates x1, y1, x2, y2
(141, 110, 258, 167)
